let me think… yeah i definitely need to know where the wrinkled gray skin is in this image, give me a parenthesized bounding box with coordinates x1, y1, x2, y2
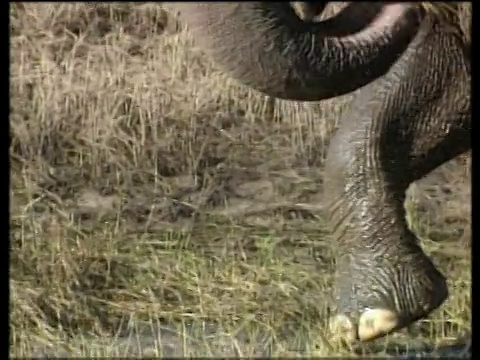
(168, 2, 471, 342)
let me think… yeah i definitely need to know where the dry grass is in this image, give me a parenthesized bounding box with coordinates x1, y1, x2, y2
(10, 3, 471, 357)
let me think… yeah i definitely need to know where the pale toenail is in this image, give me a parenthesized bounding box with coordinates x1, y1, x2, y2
(329, 314, 358, 343)
(358, 308, 400, 341)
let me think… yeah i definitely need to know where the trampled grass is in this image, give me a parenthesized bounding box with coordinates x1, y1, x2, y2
(10, 3, 471, 357)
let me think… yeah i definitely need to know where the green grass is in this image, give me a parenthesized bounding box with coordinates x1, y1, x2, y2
(10, 3, 471, 357)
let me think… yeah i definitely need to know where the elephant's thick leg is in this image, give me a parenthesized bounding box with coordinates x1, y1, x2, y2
(324, 118, 449, 342)
(323, 21, 470, 342)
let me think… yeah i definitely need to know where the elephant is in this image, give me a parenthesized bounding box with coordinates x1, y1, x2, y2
(290, 2, 328, 22)
(167, 2, 471, 343)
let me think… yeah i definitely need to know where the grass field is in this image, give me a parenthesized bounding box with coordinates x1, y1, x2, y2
(10, 3, 471, 357)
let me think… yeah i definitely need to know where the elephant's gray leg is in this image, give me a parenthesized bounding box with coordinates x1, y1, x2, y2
(324, 116, 449, 342)
(323, 14, 470, 343)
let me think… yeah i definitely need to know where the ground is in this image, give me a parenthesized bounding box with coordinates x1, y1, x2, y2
(10, 3, 471, 357)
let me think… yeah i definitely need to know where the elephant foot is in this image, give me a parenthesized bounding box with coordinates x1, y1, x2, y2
(329, 252, 448, 343)
(330, 309, 402, 342)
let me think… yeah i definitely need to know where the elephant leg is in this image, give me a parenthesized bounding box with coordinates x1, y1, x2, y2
(322, 15, 470, 343)
(324, 103, 470, 342)
(324, 118, 448, 342)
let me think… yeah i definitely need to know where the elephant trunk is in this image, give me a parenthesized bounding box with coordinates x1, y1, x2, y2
(167, 2, 425, 101)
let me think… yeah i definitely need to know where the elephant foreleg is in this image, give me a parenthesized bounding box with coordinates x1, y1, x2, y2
(323, 103, 449, 342)
(323, 19, 470, 342)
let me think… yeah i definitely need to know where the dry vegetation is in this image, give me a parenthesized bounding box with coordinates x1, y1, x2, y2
(10, 3, 471, 357)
